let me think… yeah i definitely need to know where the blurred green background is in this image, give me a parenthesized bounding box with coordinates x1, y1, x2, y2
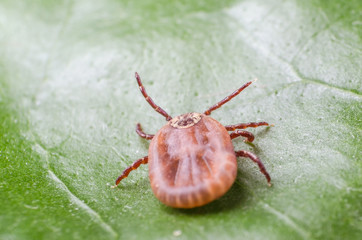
(0, 0, 361, 239)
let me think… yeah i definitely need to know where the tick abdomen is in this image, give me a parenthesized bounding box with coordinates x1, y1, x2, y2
(148, 113, 237, 208)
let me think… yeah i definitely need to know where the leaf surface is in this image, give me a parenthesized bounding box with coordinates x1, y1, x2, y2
(0, 0, 361, 239)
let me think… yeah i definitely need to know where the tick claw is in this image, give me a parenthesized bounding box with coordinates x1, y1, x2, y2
(267, 182, 272, 187)
(111, 185, 118, 189)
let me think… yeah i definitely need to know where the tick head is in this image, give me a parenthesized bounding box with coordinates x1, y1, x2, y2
(169, 112, 202, 129)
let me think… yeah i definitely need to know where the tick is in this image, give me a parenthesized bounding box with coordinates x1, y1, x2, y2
(112, 72, 272, 208)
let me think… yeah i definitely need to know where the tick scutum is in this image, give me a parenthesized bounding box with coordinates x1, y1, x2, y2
(169, 112, 202, 129)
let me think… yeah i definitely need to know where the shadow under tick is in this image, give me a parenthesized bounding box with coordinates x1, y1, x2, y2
(164, 182, 248, 215)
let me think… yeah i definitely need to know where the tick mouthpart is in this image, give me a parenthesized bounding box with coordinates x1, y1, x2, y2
(169, 112, 202, 129)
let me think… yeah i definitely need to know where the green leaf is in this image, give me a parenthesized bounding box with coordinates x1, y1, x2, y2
(1, 0, 361, 239)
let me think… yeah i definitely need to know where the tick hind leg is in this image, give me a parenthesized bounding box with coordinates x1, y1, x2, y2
(235, 150, 271, 186)
(136, 123, 154, 140)
(112, 156, 149, 188)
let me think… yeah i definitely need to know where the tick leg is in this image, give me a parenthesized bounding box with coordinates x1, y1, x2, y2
(136, 123, 154, 140)
(225, 122, 270, 131)
(112, 156, 149, 188)
(235, 150, 271, 186)
(135, 72, 172, 121)
(204, 80, 255, 115)
(230, 130, 255, 142)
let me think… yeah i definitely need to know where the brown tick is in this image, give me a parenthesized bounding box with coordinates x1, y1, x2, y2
(112, 72, 272, 208)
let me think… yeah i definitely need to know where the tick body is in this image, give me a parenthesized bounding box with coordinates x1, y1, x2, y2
(149, 113, 237, 208)
(112, 73, 272, 208)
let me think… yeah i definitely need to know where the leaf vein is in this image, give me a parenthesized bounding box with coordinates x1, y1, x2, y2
(48, 170, 118, 239)
(263, 203, 310, 239)
(33, 142, 118, 239)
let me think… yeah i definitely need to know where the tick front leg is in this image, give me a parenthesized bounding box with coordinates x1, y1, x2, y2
(204, 80, 254, 115)
(112, 156, 149, 188)
(230, 130, 255, 142)
(136, 123, 154, 140)
(235, 150, 271, 186)
(135, 72, 172, 121)
(225, 122, 270, 131)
